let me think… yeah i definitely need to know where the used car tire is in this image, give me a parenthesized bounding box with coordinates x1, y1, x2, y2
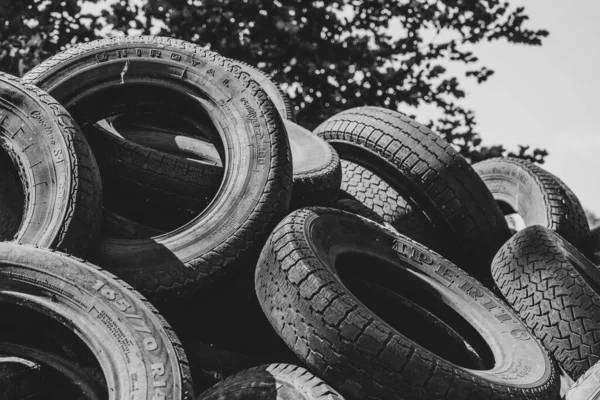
(314, 106, 510, 286)
(23, 36, 293, 297)
(287, 120, 341, 208)
(0, 151, 24, 241)
(492, 225, 600, 380)
(0, 242, 194, 400)
(198, 363, 344, 400)
(336, 159, 440, 250)
(474, 157, 593, 256)
(255, 207, 559, 400)
(0, 72, 102, 256)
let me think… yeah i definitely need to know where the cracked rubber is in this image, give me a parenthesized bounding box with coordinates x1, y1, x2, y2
(287, 120, 342, 208)
(474, 157, 592, 256)
(255, 207, 559, 400)
(0, 242, 194, 400)
(24, 36, 293, 298)
(314, 106, 510, 286)
(335, 159, 440, 250)
(492, 225, 600, 380)
(197, 363, 344, 400)
(0, 72, 102, 257)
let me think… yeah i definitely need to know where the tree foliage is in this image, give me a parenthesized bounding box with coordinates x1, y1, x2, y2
(0, 0, 549, 163)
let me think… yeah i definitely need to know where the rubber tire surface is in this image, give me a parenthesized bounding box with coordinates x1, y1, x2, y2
(566, 359, 600, 399)
(198, 363, 344, 400)
(492, 225, 600, 380)
(287, 120, 341, 208)
(0, 72, 102, 257)
(255, 207, 558, 400)
(474, 157, 593, 256)
(230, 59, 295, 121)
(86, 121, 223, 214)
(102, 208, 166, 239)
(0, 242, 194, 400)
(336, 159, 440, 249)
(23, 36, 293, 297)
(314, 106, 510, 286)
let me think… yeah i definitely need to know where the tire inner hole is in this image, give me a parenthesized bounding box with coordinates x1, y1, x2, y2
(496, 200, 526, 234)
(0, 147, 25, 240)
(0, 303, 107, 400)
(77, 84, 226, 236)
(336, 252, 495, 370)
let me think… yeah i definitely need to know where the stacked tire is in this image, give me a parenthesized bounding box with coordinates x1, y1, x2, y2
(0, 34, 598, 400)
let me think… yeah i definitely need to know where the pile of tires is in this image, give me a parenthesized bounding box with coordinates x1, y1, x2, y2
(0, 35, 599, 400)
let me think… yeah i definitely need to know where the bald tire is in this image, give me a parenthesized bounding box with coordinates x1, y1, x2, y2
(0, 73, 102, 257)
(255, 207, 558, 400)
(23, 36, 293, 297)
(314, 106, 510, 286)
(198, 364, 344, 400)
(0, 243, 193, 400)
(474, 157, 593, 256)
(336, 159, 440, 250)
(492, 225, 600, 380)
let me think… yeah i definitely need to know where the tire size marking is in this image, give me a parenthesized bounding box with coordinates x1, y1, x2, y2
(92, 279, 171, 398)
(393, 238, 519, 326)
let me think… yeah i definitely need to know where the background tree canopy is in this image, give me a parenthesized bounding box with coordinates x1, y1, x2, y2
(0, 0, 548, 163)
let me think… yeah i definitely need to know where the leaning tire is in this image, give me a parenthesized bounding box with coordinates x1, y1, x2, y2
(198, 363, 344, 400)
(86, 121, 223, 214)
(474, 157, 592, 256)
(256, 207, 559, 400)
(0, 242, 194, 400)
(336, 159, 440, 249)
(24, 36, 293, 297)
(287, 120, 342, 208)
(492, 226, 600, 380)
(314, 106, 510, 285)
(0, 72, 102, 256)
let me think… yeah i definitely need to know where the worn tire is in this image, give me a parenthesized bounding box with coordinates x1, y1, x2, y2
(336, 159, 440, 249)
(24, 36, 293, 297)
(255, 207, 559, 400)
(198, 363, 344, 400)
(0, 72, 102, 256)
(492, 226, 600, 380)
(314, 106, 510, 285)
(474, 157, 592, 256)
(0, 242, 194, 399)
(86, 121, 223, 214)
(287, 120, 341, 208)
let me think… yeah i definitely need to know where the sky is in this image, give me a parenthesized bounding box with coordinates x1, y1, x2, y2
(405, 0, 600, 214)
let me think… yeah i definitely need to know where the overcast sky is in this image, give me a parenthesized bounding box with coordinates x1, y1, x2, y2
(407, 0, 600, 214)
